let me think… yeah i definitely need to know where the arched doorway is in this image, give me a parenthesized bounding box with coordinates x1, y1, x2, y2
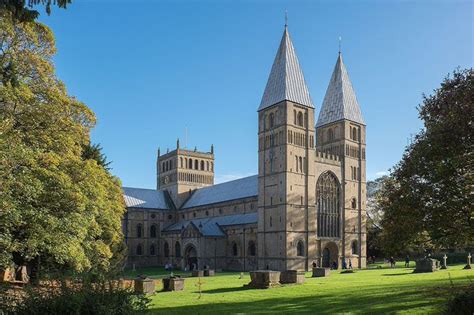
(184, 245, 198, 270)
(322, 248, 330, 267)
(322, 242, 339, 268)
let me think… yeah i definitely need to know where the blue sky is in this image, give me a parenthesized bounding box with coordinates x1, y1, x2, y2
(39, 0, 473, 188)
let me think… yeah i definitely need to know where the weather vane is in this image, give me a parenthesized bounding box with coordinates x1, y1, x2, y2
(339, 36, 342, 54)
(285, 10, 288, 27)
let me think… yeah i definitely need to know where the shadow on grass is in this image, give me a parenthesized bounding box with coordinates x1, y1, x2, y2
(148, 288, 439, 314)
(202, 286, 251, 294)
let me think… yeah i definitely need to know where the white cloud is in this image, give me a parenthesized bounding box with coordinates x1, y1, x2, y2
(215, 173, 255, 184)
(375, 171, 389, 177)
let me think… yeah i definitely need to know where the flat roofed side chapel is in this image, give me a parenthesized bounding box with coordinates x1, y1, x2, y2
(122, 25, 367, 271)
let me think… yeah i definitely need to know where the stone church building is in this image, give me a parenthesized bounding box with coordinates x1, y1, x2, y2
(122, 26, 367, 271)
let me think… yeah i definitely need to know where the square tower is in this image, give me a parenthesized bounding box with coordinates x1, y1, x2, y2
(316, 53, 367, 268)
(157, 141, 214, 208)
(257, 26, 316, 271)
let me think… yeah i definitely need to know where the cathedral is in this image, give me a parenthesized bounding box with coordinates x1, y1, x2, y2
(122, 25, 367, 271)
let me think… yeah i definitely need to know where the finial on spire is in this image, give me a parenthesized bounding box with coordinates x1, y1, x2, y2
(177, 138, 180, 149)
(285, 10, 288, 28)
(338, 36, 342, 55)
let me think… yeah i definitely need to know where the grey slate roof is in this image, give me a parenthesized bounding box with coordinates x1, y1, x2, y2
(316, 53, 365, 127)
(123, 187, 172, 210)
(163, 213, 258, 237)
(182, 175, 258, 209)
(259, 27, 313, 111)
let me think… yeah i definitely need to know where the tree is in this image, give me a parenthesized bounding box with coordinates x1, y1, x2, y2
(0, 0, 72, 22)
(0, 9, 126, 276)
(380, 69, 474, 254)
(366, 176, 388, 258)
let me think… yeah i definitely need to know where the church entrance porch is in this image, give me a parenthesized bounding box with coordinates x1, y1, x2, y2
(184, 245, 198, 270)
(322, 242, 339, 269)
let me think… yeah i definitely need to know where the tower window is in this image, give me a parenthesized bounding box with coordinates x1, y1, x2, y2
(297, 112, 303, 126)
(351, 198, 357, 209)
(269, 113, 274, 128)
(150, 244, 156, 256)
(352, 127, 357, 141)
(150, 224, 157, 238)
(136, 244, 142, 256)
(207, 161, 209, 171)
(136, 224, 142, 238)
(352, 240, 359, 255)
(293, 110, 297, 125)
(232, 242, 238, 256)
(297, 240, 304, 256)
(194, 160, 198, 170)
(188, 159, 193, 169)
(200, 160, 205, 170)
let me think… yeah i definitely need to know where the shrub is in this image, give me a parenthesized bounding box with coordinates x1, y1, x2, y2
(446, 284, 474, 315)
(0, 276, 150, 315)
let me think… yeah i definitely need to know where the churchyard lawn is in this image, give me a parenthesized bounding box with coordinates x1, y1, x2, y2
(124, 263, 471, 314)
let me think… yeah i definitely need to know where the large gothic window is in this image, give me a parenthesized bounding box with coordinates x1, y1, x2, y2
(316, 172, 341, 238)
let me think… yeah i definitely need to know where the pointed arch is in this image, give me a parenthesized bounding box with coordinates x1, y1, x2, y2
(316, 171, 341, 238)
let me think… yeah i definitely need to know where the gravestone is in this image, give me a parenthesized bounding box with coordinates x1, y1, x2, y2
(414, 258, 440, 273)
(192, 270, 204, 277)
(246, 270, 281, 289)
(280, 270, 305, 284)
(463, 253, 471, 270)
(312, 267, 330, 277)
(204, 269, 215, 277)
(441, 254, 448, 269)
(162, 276, 185, 291)
(134, 276, 155, 294)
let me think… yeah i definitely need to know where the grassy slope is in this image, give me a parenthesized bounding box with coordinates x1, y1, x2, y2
(126, 263, 471, 314)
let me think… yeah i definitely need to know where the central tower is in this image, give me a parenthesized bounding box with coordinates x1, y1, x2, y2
(257, 26, 316, 271)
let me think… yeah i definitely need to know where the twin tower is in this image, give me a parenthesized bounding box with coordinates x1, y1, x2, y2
(257, 26, 366, 270)
(157, 25, 367, 270)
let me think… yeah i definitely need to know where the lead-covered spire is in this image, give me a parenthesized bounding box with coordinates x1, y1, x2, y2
(259, 27, 313, 111)
(317, 53, 365, 127)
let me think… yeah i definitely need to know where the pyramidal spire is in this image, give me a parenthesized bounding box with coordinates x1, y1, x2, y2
(259, 27, 313, 111)
(316, 53, 365, 127)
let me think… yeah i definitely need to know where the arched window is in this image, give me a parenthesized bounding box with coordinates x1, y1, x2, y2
(150, 224, 157, 238)
(297, 240, 304, 256)
(162, 162, 165, 172)
(188, 159, 193, 169)
(194, 160, 198, 170)
(297, 112, 303, 126)
(299, 156, 303, 173)
(352, 127, 357, 141)
(328, 129, 334, 141)
(175, 241, 181, 258)
(180, 157, 183, 168)
(295, 156, 299, 172)
(232, 242, 238, 256)
(316, 172, 341, 238)
(248, 241, 256, 256)
(164, 242, 169, 257)
(200, 160, 205, 170)
(150, 244, 156, 256)
(351, 198, 357, 209)
(206, 161, 209, 171)
(136, 224, 142, 238)
(211, 162, 214, 172)
(205, 210, 209, 216)
(293, 110, 297, 125)
(352, 240, 359, 255)
(136, 244, 142, 256)
(269, 113, 274, 128)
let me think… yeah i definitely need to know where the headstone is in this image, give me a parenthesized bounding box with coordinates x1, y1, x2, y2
(192, 270, 204, 277)
(441, 254, 448, 269)
(312, 267, 330, 277)
(414, 258, 440, 273)
(204, 269, 215, 277)
(246, 270, 281, 289)
(280, 270, 305, 284)
(163, 276, 185, 291)
(134, 276, 155, 294)
(463, 253, 471, 270)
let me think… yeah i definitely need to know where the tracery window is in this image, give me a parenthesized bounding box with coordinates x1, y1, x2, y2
(316, 172, 341, 238)
(297, 112, 303, 126)
(164, 242, 169, 257)
(232, 242, 238, 256)
(175, 241, 181, 258)
(150, 224, 157, 238)
(248, 241, 256, 256)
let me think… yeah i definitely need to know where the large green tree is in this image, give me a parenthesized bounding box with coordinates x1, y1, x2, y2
(0, 8, 126, 275)
(380, 69, 473, 254)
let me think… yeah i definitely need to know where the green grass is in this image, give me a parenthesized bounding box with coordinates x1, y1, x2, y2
(126, 264, 472, 314)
